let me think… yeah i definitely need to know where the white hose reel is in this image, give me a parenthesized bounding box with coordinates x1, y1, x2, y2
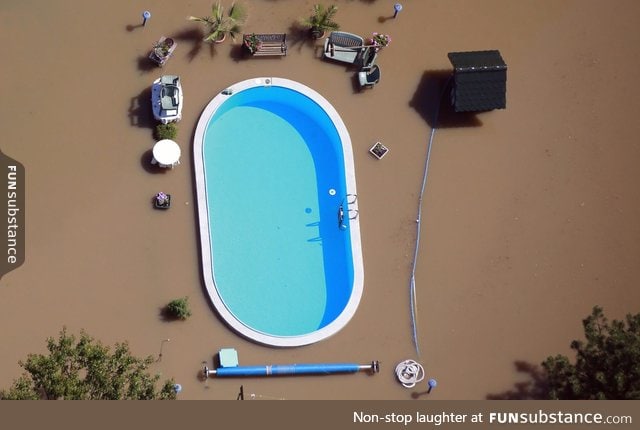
(395, 359, 425, 388)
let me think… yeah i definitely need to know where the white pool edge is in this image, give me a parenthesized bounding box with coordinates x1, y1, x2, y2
(193, 77, 364, 347)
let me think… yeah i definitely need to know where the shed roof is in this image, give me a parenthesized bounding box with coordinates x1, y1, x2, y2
(448, 50, 507, 112)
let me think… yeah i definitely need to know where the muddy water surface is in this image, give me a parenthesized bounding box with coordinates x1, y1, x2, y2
(1, 0, 639, 400)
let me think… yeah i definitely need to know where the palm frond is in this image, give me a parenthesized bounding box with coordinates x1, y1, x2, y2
(227, 24, 243, 41)
(211, 2, 224, 21)
(188, 2, 246, 44)
(187, 16, 210, 25)
(228, 2, 247, 23)
(325, 20, 340, 31)
(300, 4, 340, 31)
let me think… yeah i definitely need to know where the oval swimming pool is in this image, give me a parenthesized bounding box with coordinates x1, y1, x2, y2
(193, 78, 363, 347)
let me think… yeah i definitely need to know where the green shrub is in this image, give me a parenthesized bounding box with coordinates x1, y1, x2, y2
(166, 297, 192, 320)
(155, 123, 178, 140)
(0, 328, 177, 400)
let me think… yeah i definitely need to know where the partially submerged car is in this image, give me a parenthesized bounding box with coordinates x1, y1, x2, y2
(151, 75, 183, 123)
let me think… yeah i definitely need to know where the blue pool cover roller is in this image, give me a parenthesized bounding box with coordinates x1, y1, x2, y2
(204, 361, 380, 378)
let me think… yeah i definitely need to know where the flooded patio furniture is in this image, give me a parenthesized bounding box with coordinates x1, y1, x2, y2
(323, 31, 365, 64)
(361, 46, 378, 69)
(244, 33, 287, 56)
(151, 139, 181, 168)
(218, 348, 239, 368)
(151, 75, 183, 123)
(358, 64, 381, 89)
(357, 45, 380, 88)
(149, 36, 177, 67)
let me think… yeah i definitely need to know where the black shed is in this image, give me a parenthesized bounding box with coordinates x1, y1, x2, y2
(448, 50, 507, 112)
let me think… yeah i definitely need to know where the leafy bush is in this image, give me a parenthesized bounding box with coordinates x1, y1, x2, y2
(166, 297, 192, 320)
(0, 328, 177, 400)
(155, 123, 178, 140)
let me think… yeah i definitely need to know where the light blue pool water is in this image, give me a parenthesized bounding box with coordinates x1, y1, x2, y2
(201, 84, 356, 339)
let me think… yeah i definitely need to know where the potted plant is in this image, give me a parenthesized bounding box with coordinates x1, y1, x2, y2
(188, 1, 247, 44)
(149, 36, 177, 66)
(300, 4, 339, 39)
(154, 192, 171, 209)
(370, 32, 391, 49)
(243, 33, 262, 54)
(153, 38, 174, 58)
(369, 142, 389, 159)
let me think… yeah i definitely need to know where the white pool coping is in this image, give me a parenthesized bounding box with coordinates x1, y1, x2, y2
(193, 77, 364, 347)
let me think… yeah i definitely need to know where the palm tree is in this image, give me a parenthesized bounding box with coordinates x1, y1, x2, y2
(188, 2, 247, 44)
(300, 4, 340, 39)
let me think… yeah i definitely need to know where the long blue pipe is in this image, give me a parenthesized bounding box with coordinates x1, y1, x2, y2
(205, 361, 379, 378)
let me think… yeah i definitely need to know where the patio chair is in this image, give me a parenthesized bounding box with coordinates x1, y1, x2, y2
(323, 31, 365, 65)
(358, 64, 381, 89)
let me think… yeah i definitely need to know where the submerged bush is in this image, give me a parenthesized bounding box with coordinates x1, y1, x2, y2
(155, 123, 178, 140)
(0, 328, 177, 400)
(165, 297, 192, 320)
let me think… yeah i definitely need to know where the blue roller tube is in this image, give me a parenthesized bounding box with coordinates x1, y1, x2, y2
(204, 361, 379, 378)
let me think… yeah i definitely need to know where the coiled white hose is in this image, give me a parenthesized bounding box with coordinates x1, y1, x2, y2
(395, 359, 425, 388)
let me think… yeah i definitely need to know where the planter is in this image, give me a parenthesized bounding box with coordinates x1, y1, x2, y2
(369, 142, 389, 159)
(310, 27, 325, 40)
(154, 193, 171, 209)
(149, 36, 177, 66)
(243, 34, 263, 55)
(154, 38, 174, 56)
(371, 33, 391, 48)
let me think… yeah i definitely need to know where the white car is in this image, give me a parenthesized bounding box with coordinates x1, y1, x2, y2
(151, 75, 183, 123)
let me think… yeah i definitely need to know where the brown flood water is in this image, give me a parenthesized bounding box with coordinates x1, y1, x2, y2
(1, 0, 639, 400)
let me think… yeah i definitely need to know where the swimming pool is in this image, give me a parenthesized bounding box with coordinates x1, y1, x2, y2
(193, 78, 363, 347)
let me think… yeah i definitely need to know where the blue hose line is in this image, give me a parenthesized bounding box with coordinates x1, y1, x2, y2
(409, 76, 452, 357)
(215, 363, 363, 377)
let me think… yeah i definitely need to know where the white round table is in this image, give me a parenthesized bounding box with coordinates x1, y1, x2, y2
(152, 139, 181, 167)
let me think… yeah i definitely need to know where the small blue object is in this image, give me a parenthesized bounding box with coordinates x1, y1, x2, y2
(215, 363, 364, 377)
(142, 10, 151, 26)
(393, 4, 403, 18)
(174, 383, 182, 393)
(427, 378, 437, 393)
